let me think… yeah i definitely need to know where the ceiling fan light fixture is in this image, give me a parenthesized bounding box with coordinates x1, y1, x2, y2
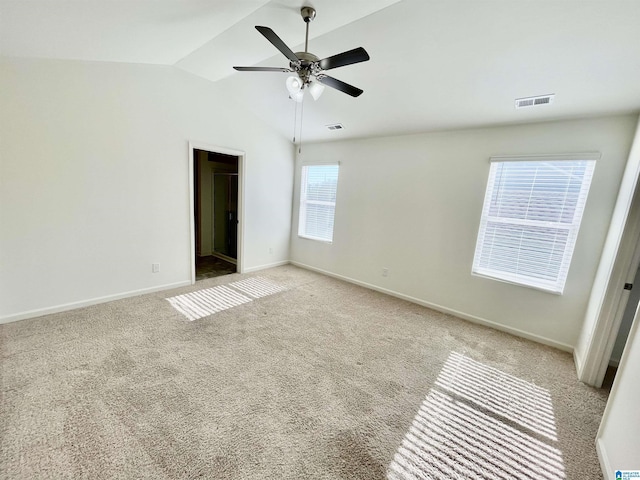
(309, 79, 325, 101)
(286, 76, 302, 95)
(286, 75, 305, 102)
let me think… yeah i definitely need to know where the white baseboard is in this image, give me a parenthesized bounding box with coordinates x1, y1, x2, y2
(242, 260, 290, 274)
(291, 261, 574, 353)
(0, 281, 191, 325)
(4, 260, 577, 355)
(596, 438, 613, 480)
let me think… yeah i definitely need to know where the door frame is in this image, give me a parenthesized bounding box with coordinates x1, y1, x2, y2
(577, 118, 640, 386)
(578, 189, 640, 386)
(188, 141, 245, 284)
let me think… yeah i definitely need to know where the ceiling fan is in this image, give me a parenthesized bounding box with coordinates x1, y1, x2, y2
(233, 6, 370, 101)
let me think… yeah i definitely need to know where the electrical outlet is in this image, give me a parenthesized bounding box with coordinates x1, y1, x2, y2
(269, 247, 273, 254)
(382, 268, 389, 277)
(152, 263, 160, 273)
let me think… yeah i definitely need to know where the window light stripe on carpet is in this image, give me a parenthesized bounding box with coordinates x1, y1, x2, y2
(167, 285, 251, 321)
(228, 276, 287, 298)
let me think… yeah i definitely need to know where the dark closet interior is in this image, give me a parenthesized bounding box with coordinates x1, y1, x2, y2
(194, 149, 239, 281)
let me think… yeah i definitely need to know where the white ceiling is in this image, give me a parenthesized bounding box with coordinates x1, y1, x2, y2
(2, 0, 640, 142)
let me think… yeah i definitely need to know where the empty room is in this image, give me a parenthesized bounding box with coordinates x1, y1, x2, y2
(2, 1, 640, 478)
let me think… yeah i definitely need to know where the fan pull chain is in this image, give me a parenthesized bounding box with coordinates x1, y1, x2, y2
(298, 98, 304, 154)
(292, 98, 298, 143)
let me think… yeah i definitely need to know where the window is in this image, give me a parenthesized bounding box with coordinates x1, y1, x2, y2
(472, 155, 597, 294)
(298, 164, 339, 242)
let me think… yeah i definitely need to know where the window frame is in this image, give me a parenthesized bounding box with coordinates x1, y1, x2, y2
(298, 162, 340, 243)
(472, 153, 599, 294)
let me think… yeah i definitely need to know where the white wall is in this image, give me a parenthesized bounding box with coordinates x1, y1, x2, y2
(290, 116, 637, 349)
(0, 58, 293, 322)
(597, 303, 640, 478)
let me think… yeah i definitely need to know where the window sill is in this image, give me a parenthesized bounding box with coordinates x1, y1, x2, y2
(298, 234, 333, 244)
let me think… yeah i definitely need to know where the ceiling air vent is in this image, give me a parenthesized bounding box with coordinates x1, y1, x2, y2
(326, 123, 344, 131)
(515, 94, 555, 109)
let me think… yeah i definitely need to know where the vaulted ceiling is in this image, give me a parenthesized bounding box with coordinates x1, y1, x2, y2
(2, 0, 640, 142)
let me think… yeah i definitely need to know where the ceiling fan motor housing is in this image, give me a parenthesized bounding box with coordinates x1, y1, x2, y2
(291, 51, 320, 85)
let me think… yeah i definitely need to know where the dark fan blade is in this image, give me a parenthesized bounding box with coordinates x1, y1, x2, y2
(233, 66, 292, 72)
(255, 26, 299, 63)
(319, 47, 370, 71)
(316, 75, 363, 97)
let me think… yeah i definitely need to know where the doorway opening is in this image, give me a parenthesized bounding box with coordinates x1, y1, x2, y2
(190, 144, 244, 283)
(602, 266, 639, 389)
(603, 235, 640, 390)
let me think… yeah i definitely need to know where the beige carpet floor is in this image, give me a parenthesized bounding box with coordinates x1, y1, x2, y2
(1, 265, 608, 479)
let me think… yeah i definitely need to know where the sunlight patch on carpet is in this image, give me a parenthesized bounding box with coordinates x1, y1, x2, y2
(166, 285, 251, 321)
(228, 276, 287, 298)
(388, 351, 565, 479)
(166, 276, 287, 321)
(435, 351, 557, 441)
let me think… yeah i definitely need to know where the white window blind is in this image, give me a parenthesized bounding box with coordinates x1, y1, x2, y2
(472, 157, 596, 294)
(298, 164, 339, 242)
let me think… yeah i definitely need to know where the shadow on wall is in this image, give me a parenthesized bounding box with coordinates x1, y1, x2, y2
(387, 351, 565, 479)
